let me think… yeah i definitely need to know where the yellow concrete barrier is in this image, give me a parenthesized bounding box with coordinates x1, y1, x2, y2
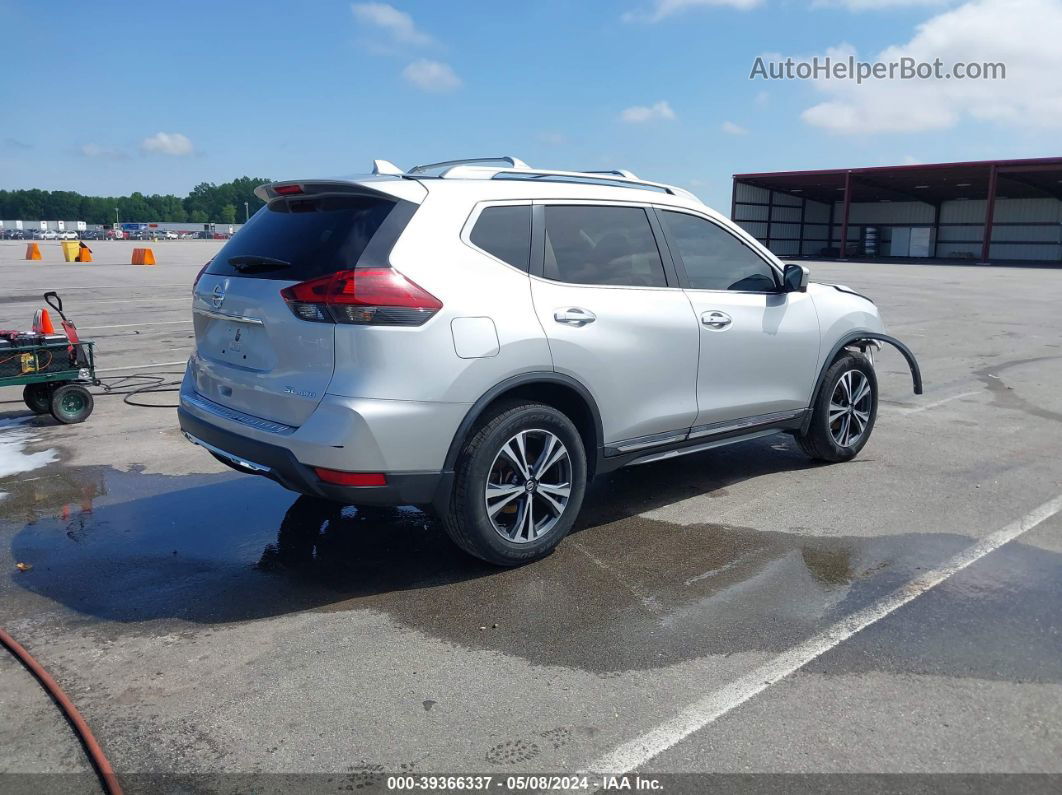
(25, 243, 42, 260)
(61, 241, 79, 262)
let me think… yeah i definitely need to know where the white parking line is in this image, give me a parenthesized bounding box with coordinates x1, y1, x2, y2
(96, 361, 188, 373)
(584, 492, 1062, 776)
(12, 285, 192, 290)
(80, 321, 193, 330)
(5, 297, 189, 306)
(894, 389, 981, 415)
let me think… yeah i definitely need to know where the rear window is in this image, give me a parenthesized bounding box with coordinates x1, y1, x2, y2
(469, 205, 531, 271)
(205, 195, 397, 281)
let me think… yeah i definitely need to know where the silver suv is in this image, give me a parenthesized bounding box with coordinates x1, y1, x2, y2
(179, 157, 921, 565)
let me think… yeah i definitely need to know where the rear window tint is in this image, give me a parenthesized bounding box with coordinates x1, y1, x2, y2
(469, 205, 531, 271)
(205, 195, 396, 281)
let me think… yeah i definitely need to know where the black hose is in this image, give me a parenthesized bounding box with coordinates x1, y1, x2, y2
(94, 371, 184, 408)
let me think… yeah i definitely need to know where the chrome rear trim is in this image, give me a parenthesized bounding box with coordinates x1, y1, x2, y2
(192, 307, 265, 325)
(182, 392, 297, 436)
(183, 432, 272, 473)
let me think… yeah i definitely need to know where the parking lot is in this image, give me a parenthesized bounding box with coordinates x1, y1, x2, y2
(1, 240, 1060, 791)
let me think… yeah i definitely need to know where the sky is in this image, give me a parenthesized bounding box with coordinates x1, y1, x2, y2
(1, 0, 1060, 212)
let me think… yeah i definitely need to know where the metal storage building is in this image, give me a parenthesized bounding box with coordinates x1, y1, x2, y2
(731, 157, 1062, 264)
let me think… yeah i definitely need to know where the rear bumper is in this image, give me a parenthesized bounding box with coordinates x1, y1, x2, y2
(178, 406, 447, 507)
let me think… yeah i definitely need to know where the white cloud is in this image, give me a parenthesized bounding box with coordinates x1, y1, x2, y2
(721, 120, 749, 134)
(620, 100, 677, 123)
(901, 155, 923, 164)
(402, 59, 461, 93)
(140, 132, 194, 156)
(801, 0, 1062, 134)
(754, 90, 770, 107)
(80, 143, 127, 160)
(623, 0, 762, 22)
(352, 2, 432, 46)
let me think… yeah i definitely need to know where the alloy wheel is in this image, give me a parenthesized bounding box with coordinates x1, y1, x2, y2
(484, 429, 572, 543)
(829, 369, 873, 448)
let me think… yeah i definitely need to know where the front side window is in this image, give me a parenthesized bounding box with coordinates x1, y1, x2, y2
(543, 205, 666, 287)
(660, 210, 777, 292)
(469, 205, 532, 271)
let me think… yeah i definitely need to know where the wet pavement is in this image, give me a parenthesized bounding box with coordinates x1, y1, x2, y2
(1, 248, 1061, 790)
(4, 457, 1005, 671)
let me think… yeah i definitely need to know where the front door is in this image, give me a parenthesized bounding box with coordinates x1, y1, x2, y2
(656, 208, 820, 427)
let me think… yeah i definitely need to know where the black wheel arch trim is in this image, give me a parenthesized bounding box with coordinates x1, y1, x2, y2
(441, 371, 605, 475)
(802, 331, 923, 434)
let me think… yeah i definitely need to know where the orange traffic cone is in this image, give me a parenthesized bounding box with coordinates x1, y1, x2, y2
(33, 308, 56, 334)
(26, 243, 42, 260)
(76, 242, 93, 263)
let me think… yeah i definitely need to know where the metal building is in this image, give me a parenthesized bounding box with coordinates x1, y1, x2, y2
(731, 157, 1062, 264)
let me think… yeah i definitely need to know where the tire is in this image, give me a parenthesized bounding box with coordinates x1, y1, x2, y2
(797, 353, 877, 463)
(442, 401, 587, 566)
(23, 383, 53, 414)
(49, 384, 94, 424)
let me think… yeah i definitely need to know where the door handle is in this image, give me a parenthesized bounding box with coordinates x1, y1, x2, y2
(701, 310, 732, 330)
(554, 307, 596, 327)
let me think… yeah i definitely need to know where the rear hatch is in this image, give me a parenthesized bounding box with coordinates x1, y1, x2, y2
(191, 185, 411, 427)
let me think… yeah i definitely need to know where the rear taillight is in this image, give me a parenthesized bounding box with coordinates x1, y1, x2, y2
(274, 184, 303, 195)
(193, 260, 211, 291)
(280, 268, 442, 326)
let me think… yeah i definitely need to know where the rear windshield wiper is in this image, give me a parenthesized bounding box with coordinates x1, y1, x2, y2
(227, 255, 291, 273)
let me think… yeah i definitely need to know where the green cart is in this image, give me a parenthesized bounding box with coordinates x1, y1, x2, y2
(1, 293, 99, 424)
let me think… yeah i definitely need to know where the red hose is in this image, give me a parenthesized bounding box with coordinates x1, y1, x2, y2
(0, 627, 122, 795)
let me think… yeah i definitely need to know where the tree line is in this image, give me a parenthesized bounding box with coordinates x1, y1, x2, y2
(0, 176, 272, 225)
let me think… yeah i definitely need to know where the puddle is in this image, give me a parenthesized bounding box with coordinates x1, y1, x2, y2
(3, 443, 1052, 673)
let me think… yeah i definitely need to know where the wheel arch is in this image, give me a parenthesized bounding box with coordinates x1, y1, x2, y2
(442, 372, 604, 479)
(801, 331, 923, 434)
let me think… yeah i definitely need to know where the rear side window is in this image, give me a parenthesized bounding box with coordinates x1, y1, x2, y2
(469, 205, 531, 271)
(660, 210, 778, 292)
(205, 195, 397, 281)
(543, 205, 666, 287)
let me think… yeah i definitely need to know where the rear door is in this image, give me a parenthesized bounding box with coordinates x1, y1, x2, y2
(529, 203, 700, 450)
(655, 208, 820, 426)
(191, 191, 401, 427)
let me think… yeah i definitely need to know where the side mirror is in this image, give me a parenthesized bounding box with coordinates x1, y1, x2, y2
(783, 263, 809, 293)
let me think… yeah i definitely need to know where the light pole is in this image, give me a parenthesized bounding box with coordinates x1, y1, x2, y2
(114, 207, 119, 239)
(244, 202, 249, 223)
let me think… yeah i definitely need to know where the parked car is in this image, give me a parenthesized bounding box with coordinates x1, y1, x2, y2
(179, 157, 922, 566)
(1, 229, 26, 240)
(160, 229, 179, 240)
(39, 230, 59, 240)
(80, 230, 104, 241)
(58, 231, 79, 240)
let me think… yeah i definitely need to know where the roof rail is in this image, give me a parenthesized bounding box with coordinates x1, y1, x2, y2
(407, 156, 530, 175)
(582, 169, 640, 180)
(434, 165, 698, 200)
